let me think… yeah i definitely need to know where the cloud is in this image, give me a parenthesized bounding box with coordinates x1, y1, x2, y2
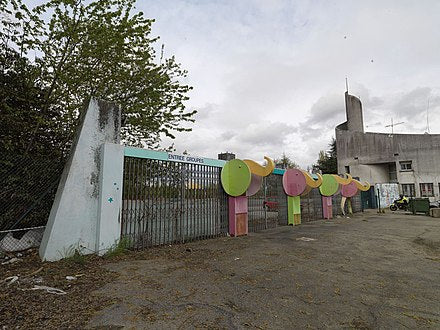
(237, 122, 296, 146)
(220, 131, 235, 140)
(349, 83, 384, 109)
(132, 0, 440, 168)
(296, 93, 345, 149)
(306, 93, 345, 126)
(392, 87, 437, 119)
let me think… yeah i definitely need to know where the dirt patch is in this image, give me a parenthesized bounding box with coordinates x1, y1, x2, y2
(413, 237, 440, 252)
(0, 249, 118, 329)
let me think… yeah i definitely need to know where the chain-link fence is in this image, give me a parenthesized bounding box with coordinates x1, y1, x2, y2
(0, 226, 45, 253)
(0, 153, 64, 252)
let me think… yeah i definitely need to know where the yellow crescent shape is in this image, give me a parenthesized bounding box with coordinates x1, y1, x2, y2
(354, 180, 370, 191)
(333, 173, 353, 185)
(243, 156, 275, 177)
(301, 171, 322, 188)
(300, 185, 312, 197)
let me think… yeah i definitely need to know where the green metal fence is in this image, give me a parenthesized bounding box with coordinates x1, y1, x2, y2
(121, 157, 229, 249)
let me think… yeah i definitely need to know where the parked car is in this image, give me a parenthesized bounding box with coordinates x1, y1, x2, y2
(429, 200, 440, 209)
(263, 197, 278, 210)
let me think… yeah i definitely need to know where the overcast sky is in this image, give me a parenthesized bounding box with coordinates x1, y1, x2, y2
(137, 0, 440, 167)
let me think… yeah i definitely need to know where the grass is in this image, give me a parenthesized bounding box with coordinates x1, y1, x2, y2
(104, 237, 131, 259)
(64, 248, 87, 265)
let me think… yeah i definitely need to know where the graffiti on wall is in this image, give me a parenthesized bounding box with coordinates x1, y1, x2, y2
(375, 183, 399, 207)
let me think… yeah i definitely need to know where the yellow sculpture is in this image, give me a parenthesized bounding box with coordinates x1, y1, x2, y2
(354, 180, 370, 191)
(300, 171, 323, 196)
(243, 156, 275, 177)
(333, 173, 353, 185)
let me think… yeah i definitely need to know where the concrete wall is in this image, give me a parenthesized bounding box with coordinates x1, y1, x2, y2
(344, 163, 390, 184)
(345, 92, 364, 132)
(40, 99, 122, 261)
(336, 92, 440, 201)
(337, 130, 440, 200)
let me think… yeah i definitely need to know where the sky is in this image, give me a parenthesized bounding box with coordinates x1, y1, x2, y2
(134, 0, 440, 167)
(16, 0, 440, 167)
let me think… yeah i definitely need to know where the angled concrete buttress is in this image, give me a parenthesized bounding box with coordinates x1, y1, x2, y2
(39, 98, 123, 261)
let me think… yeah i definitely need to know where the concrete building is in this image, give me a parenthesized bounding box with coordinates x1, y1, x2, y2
(218, 152, 236, 161)
(336, 92, 440, 202)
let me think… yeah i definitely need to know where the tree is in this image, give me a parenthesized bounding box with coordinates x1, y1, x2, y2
(0, 47, 67, 157)
(274, 153, 299, 169)
(1, 0, 195, 151)
(313, 138, 337, 174)
(0, 0, 195, 230)
(0, 45, 68, 230)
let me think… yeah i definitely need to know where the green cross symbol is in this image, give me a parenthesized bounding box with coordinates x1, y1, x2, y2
(108, 197, 113, 203)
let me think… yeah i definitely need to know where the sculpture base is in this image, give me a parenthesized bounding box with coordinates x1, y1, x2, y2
(288, 195, 301, 225)
(229, 196, 248, 236)
(322, 196, 332, 219)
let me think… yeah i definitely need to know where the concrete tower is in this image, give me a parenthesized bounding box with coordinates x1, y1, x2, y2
(345, 92, 364, 132)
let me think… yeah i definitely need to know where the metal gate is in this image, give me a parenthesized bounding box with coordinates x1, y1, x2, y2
(121, 157, 228, 249)
(248, 174, 287, 232)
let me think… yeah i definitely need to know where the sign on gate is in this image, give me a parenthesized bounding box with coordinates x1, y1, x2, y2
(124, 147, 225, 167)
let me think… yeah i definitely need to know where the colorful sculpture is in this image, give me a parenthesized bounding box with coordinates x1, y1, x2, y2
(340, 180, 370, 215)
(221, 157, 274, 236)
(319, 174, 352, 219)
(282, 169, 322, 225)
(221, 155, 369, 229)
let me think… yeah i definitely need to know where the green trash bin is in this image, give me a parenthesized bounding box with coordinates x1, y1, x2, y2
(408, 198, 430, 215)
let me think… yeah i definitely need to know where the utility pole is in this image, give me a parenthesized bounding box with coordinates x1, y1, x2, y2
(426, 98, 430, 134)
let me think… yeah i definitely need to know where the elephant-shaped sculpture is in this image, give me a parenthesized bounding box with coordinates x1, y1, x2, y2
(221, 157, 275, 236)
(282, 169, 322, 225)
(319, 174, 352, 219)
(340, 179, 370, 215)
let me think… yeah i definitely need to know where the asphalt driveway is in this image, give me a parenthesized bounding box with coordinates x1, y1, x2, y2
(88, 211, 440, 329)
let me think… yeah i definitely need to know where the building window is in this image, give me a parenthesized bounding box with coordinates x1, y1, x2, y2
(420, 183, 434, 197)
(389, 163, 397, 182)
(345, 166, 350, 174)
(400, 161, 412, 171)
(401, 184, 415, 197)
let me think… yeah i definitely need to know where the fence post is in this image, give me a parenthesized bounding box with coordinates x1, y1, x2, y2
(96, 143, 124, 255)
(377, 187, 381, 212)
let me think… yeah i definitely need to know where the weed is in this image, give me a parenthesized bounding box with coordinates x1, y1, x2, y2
(60, 244, 87, 265)
(65, 249, 86, 265)
(104, 237, 131, 258)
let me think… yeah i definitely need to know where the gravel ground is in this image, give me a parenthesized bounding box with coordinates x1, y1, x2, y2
(2, 210, 440, 329)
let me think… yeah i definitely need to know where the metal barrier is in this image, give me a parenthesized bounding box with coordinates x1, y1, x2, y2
(121, 157, 229, 249)
(0, 153, 63, 252)
(248, 174, 287, 232)
(0, 226, 45, 253)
